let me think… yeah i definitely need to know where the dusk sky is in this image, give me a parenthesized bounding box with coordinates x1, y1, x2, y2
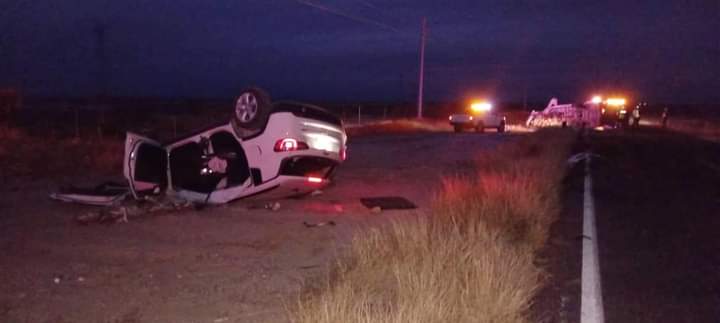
(1, 0, 719, 103)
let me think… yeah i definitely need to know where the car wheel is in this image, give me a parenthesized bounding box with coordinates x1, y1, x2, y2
(453, 125, 462, 133)
(475, 122, 485, 133)
(497, 121, 506, 133)
(232, 87, 271, 131)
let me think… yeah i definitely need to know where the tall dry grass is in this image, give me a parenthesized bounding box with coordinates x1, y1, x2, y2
(291, 130, 573, 323)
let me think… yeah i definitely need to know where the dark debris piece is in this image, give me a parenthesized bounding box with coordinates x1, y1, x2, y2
(360, 196, 417, 210)
(303, 221, 336, 228)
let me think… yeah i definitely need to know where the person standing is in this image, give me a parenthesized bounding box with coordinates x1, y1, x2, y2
(661, 107, 669, 129)
(632, 105, 641, 128)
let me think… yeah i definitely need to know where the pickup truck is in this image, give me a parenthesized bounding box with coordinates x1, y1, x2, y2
(448, 101, 506, 133)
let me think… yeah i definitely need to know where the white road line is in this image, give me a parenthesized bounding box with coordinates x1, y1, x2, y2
(581, 152, 605, 323)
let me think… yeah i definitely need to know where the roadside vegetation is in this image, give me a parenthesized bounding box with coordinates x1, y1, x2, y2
(344, 110, 531, 137)
(291, 129, 573, 323)
(345, 119, 452, 136)
(0, 125, 122, 180)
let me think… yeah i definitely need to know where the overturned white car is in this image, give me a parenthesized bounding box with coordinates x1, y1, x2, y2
(55, 88, 348, 206)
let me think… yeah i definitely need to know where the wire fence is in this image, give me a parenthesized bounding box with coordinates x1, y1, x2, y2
(5, 100, 439, 141)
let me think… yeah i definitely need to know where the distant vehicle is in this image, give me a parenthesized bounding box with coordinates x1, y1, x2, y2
(448, 101, 506, 133)
(121, 88, 347, 205)
(526, 97, 601, 128)
(599, 97, 630, 128)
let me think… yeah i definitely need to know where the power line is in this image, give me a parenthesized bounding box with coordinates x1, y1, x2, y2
(293, 0, 455, 49)
(354, 0, 380, 11)
(341, 1, 455, 48)
(293, 0, 403, 34)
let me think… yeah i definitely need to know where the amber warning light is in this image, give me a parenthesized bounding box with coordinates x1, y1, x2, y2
(470, 101, 493, 113)
(605, 98, 627, 106)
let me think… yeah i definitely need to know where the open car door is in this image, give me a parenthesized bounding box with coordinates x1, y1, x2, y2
(123, 132, 168, 199)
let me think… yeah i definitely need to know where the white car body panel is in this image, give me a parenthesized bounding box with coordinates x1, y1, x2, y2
(241, 113, 346, 184)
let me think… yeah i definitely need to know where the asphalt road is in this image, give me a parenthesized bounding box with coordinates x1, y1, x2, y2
(591, 128, 720, 322)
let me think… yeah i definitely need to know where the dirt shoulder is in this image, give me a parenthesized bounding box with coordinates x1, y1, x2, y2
(591, 128, 720, 322)
(0, 131, 510, 323)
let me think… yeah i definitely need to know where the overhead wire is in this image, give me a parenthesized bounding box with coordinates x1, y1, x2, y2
(292, 0, 459, 51)
(293, 0, 404, 34)
(354, 0, 381, 11)
(349, 1, 457, 48)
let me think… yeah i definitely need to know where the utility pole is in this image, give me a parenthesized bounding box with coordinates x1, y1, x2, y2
(416, 17, 426, 119)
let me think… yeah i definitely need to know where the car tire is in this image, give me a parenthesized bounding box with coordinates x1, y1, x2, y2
(497, 121, 506, 133)
(475, 122, 485, 133)
(453, 125, 462, 133)
(231, 87, 272, 131)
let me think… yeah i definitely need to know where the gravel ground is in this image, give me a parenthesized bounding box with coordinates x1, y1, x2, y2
(0, 131, 511, 323)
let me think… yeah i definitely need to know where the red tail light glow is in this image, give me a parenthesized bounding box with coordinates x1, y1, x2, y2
(307, 177, 323, 183)
(340, 146, 347, 161)
(274, 138, 309, 152)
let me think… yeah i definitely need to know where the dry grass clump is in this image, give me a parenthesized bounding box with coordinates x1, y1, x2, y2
(434, 132, 570, 250)
(291, 129, 573, 323)
(293, 218, 540, 323)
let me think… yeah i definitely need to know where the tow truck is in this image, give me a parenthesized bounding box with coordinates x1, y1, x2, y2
(526, 97, 601, 128)
(448, 101, 506, 133)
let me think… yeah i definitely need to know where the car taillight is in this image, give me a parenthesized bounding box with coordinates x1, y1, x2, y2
(307, 176, 323, 183)
(274, 138, 309, 152)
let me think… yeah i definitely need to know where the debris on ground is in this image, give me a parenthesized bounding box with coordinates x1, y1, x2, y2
(50, 182, 129, 206)
(360, 196, 417, 210)
(51, 181, 196, 224)
(264, 202, 281, 211)
(310, 190, 323, 196)
(370, 206, 382, 214)
(74, 197, 192, 225)
(303, 221, 336, 228)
